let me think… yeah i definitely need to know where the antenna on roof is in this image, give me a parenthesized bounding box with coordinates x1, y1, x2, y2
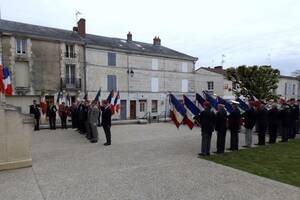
(75, 10, 82, 23)
(221, 54, 226, 67)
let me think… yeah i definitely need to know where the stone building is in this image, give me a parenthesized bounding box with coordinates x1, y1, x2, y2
(277, 75, 300, 100)
(0, 19, 85, 113)
(85, 32, 198, 119)
(199, 66, 235, 99)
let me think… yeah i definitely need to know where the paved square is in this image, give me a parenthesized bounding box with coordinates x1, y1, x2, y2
(1, 123, 300, 200)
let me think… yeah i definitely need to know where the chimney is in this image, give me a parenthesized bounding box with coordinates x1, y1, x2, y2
(127, 32, 132, 42)
(73, 26, 78, 32)
(77, 18, 86, 37)
(153, 36, 161, 46)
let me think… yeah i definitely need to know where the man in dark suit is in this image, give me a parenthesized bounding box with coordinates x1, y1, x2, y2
(228, 101, 241, 151)
(215, 104, 227, 154)
(47, 102, 57, 130)
(256, 101, 268, 145)
(197, 101, 215, 156)
(101, 100, 112, 146)
(30, 100, 41, 131)
(268, 103, 279, 144)
(242, 101, 256, 147)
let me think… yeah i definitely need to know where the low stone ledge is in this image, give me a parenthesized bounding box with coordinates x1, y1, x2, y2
(0, 159, 32, 171)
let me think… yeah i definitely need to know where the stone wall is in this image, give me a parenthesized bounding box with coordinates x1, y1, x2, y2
(0, 104, 33, 171)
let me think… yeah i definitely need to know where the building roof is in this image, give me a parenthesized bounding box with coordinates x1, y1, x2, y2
(279, 75, 300, 80)
(0, 19, 197, 61)
(0, 19, 82, 43)
(199, 66, 227, 76)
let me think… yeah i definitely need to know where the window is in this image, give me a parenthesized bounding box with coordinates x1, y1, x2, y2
(108, 52, 116, 66)
(65, 65, 76, 84)
(151, 78, 159, 92)
(16, 38, 26, 54)
(152, 59, 158, 70)
(139, 100, 147, 112)
(107, 75, 117, 91)
(65, 44, 75, 58)
(151, 100, 158, 113)
(182, 79, 188, 92)
(284, 83, 287, 95)
(182, 62, 187, 72)
(207, 81, 214, 91)
(292, 84, 296, 95)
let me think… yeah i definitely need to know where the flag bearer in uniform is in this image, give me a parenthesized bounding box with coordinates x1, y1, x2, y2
(47, 102, 57, 130)
(267, 103, 280, 144)
(228, 101, 241, 151)
(58, 102, 68, 129)
(256, 101, 268, 145)
(198, 101, 215, 156)
(101, 100, 112, 146)
(215, 104, 227, 154)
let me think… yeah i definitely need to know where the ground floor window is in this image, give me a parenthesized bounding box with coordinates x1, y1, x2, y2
(151, 100, 158, 113)
(139, 100, 147, 112)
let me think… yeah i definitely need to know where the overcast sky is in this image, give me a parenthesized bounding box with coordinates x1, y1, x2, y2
(1, 0, 300, 75)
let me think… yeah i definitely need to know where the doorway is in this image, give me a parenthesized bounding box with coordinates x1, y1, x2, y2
(120, 100, 127, 120)
(130, 100, 136, 119)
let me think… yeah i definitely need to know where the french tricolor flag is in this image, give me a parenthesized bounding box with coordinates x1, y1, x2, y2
(217, 96, 233, 113)
(236, 97, 250, 111)
(0, 65, 13, 96)
(183, 95, 200, 129)
(195, 93, 205, 111)
(203, 91, 218, 110)
(114, 91, 120, 113)
(169, 94, 186, 128)
(107, 90, 115, 114)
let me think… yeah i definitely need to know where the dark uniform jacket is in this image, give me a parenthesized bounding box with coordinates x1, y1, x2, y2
(291, 104, 300, 121)
(101, 106, 112, 127)
(198, 108, 215, 133)
(280, 105, 291, 127)
(228, 108, 241, 132)
(243, 107, 256, 129)
(215, 108, 227, 132)
(256, 107, 268, 132)
(268, 107, 279, 127)
(30, 104, 41, 119)
(47, 105, 57, 117)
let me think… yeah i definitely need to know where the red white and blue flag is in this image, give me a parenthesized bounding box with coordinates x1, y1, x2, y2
(183, 95, 200, 129)
(169, 94, 194, 129)
(195, 93, 205, 111)
(107, 90, 115, 114)
(217, 96, 233, 113)
(94, 89, 101, 108)
(114, 91, 120, 113)
(203, 91, 218, 110)
(236, 97, 250, 111)
(1, 66, 13, 96)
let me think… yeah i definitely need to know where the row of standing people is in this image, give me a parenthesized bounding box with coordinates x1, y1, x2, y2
(69, 99, 112, 145)
(195, 98, 299, 156)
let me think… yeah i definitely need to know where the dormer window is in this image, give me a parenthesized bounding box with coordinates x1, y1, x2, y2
(65, 44, 75, 58)
(16, 38, 26, 55)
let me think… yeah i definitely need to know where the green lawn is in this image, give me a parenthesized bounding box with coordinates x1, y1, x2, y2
(204, 139, 300, 187)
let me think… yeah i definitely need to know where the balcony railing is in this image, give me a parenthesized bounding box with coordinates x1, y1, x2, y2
(61, 78, 81, 89)
(64, 52, 77, 58)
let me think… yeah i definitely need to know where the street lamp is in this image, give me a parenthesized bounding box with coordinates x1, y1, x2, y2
(127, 68, 134, 77)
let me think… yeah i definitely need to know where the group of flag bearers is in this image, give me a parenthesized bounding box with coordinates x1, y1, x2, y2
(30, 90, 120, 146)
(170, 92, 300, 157)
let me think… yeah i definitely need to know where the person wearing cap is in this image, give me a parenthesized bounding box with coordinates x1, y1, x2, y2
(101, 99, 112, 146)
(242, 101, 256, 148)
(89, 100, 100, 143)
(215, 104, 227, 154)
(30, 100, 41, 131)
(228, 100, 241, 151)
(197, 101, 215, 156)
(268, 102, 280, 144)
(289, 98, 299, 139)
(255, 101, 268, 145)
(58, 102, 68, 129)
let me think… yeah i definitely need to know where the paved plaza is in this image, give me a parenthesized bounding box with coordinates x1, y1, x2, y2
(1, 123, 300, 200)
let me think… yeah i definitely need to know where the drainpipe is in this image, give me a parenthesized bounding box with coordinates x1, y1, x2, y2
(83, 43, 87, 95)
